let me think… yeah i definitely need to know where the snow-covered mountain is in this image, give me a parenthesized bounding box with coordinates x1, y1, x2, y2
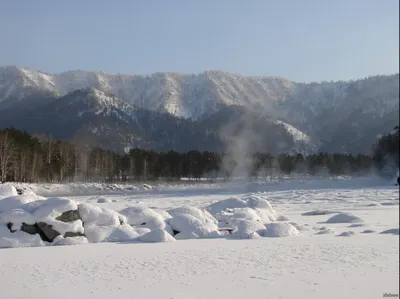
(0, 66, 398, 154)
(0, 66, 297, 119)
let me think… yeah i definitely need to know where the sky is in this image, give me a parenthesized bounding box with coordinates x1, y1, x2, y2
(0, 0, 398, 82)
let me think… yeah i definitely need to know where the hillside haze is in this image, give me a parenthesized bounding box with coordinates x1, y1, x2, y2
(0, 66, 398, 154)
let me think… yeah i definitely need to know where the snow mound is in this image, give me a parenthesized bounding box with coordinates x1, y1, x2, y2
(302, 210, 337, 216)
(1, 208, 36, 227)
(215, 207, 272, 225)
(337, 231, 356, 237)
(55, 236, 89, 246)
(366, 203, 381, 207)
(132, 227, 152, 236)
(79, 203, 125, 227)
(208, 195, 277, 225)
(119, 205, 164, 226)
(243, 194, 274, 210)
(139, 228, 175, 243)
(315, 227, 335, 235)
(0, 196, 84, 245)
(168, 206, 217, 225)
(84, 224, 113, 243)
(325, 213, 363, 224)
(380, 202, 399, 206)
(31, 197, 78, 219)
(0, 195, 44, 213)
(0, 184, 18, 199)
(141, 184, 154, 191)
(348, 223, 366, 228)
(229, 218, 266, 235)
(153, 209, 172, 220)
(97, 198, 111, 203)
(361, 229, 376, 234)
(289, 222, 310, 231)
(276, 214, 291, 221)
(0, 230, 45, 248)
(104, 224, 140, 242)
(206, 197, 248, 214)
(166, 214, 219, 238)
(229, 230, 262, 239)
(379, 228, 399, 235)
(264, 222, 299, 237)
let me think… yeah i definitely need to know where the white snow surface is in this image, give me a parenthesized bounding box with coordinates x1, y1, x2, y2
(0, 184, 18, 198)
(0, 177, 399, 298)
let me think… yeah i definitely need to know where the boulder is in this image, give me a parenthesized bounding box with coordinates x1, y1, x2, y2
(20, 223, 38, 235)
(36, 222, 61, 242)
(55, 210, 81, 223)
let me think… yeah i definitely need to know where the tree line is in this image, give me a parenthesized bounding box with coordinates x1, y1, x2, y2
(0, 127, 382, 183)
(373, 125, 399, 178)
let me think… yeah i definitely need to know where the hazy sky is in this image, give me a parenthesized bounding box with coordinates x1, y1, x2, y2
(1, 0, 398, 82)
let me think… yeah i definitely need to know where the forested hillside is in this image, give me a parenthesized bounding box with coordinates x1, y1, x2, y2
(0, 128, 375, 183)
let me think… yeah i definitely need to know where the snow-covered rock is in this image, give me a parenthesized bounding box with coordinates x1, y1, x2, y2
(337, 231, 356, 237)
(138, 218, 174, 236)
(104, 224, 140, 242)
(379, 228, 399, 235)
(325, 213, 363, 224)
(139, 228, 175, 243)
(0, 184, 18, 199)
(0, 195, 44, 213)
(206, 197, 248, 214)
(264, 223, 299, 237)
(166, 214, 219, 238)
(79, 203, 125, 227)
(167, 206, 218, 225)
(132, 227, 152, 236)
(228, 219, 266, 235)
(119, 206, 164, 226)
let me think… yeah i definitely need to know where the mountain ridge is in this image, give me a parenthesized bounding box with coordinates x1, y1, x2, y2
(0, 66, 398, 154)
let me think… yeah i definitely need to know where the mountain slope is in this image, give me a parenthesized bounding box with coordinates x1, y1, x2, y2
(0, 66, 398, 154)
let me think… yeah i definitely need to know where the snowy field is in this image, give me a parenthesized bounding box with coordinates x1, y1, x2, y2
(0, 177, 399, 299)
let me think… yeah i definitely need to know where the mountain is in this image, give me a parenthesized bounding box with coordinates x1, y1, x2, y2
(0, 66, 398, 154)
(0, 87, 223, 152)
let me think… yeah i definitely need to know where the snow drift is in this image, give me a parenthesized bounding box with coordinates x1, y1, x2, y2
(0, 191, 300, 248)
(325, 213, 364, 224)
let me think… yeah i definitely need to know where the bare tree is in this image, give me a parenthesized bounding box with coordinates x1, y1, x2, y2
(0, 132, 15, 182)
(59, 142, 73, 182)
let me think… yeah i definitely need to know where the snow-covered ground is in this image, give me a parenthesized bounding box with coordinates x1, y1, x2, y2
(0, 177, 398, 299)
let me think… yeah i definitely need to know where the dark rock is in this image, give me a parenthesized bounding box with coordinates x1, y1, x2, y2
(55, 210, 81, 222)
(218, 228, 234, 234)
(36, 222, 60, 242)
(64, 231, 85, 238)
(21, 223, 38, 235)
(6, 222, 16, 233)
(172, 229, 180, 236)
(16, 220, 84, 243)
